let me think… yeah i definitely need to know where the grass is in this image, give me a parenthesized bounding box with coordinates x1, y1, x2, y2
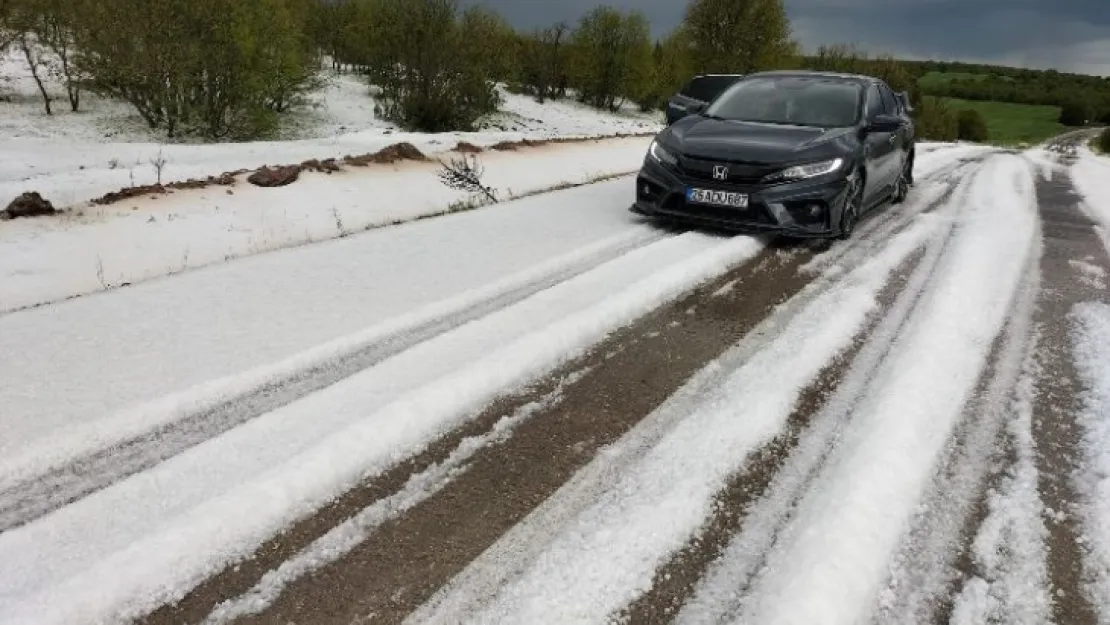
(928, 96, 1066, 146)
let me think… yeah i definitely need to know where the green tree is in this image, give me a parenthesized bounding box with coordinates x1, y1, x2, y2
(458, 6, 515, 83)
(683, 0, 795, 74)
(517, 22, 571, 103)
(72, 0, 319, 139)
(363, 0, 500, 132)
(567, 6, 652, 111)
(956, 108, 989, 142)
(651, 27, 694, 109)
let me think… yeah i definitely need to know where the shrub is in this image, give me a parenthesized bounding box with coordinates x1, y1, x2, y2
(914, 97, 959, 142)
(956, 108, 989, 142)
(1059, 99, 1091, 126)
(1097, 127, 1110, 154)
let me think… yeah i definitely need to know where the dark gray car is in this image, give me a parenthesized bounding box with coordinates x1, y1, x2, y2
(666, 74, 744, 125)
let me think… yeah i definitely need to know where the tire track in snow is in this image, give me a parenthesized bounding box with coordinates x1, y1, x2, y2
(408, 160, 982, 625)
(799, 150, 996, 277)
(1023, 159, 1110, 625)
(0, 232, 762, 625)
(145, 241, 812, 625)
(620, 159, 989, 623)
(681, 153, 1038, 625)
(671, 161, 985, 625)
(0, 227, 670, 533)
(874, 244, 1038, 625)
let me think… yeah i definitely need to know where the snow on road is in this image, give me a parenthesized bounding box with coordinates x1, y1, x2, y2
(0, 179, 653, 482)
(7, 138, 1100, 625)
(428, 181, 946, 625)
(0, 223, 763, 624)
(731, 154, 1037, 625)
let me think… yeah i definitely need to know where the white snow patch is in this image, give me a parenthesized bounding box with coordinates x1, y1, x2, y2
(734, 154, 1038, 625)
(1071, 302, 1110, 621)
(0, 232, 762, 625)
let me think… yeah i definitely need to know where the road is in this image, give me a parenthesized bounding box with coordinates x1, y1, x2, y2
(1, 138, 1108, 625)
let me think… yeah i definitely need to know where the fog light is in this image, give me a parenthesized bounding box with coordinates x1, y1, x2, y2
(808, 204, 823, 217)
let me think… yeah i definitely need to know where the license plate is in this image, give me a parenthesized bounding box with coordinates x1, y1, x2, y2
(686, 188, 748, 208)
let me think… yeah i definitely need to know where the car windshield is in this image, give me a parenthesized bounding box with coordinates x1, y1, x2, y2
(680, 75, 741, 102)
(704, 76, 862, 128)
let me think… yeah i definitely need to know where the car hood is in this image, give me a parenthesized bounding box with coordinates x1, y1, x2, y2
(666, 117, 854, 164)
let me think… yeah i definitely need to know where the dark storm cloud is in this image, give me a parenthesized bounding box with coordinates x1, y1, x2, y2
(461, 0, 1110, 75)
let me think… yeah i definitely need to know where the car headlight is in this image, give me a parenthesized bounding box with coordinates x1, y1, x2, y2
(648, 140, 678, 167)
(768, 158, 844, 182)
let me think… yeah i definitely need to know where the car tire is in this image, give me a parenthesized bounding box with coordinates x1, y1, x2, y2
(892, 159, 912, 204)
(837, 172, 863, 240)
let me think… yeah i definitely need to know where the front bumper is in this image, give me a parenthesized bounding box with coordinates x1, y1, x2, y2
(630, 156, 852, 238)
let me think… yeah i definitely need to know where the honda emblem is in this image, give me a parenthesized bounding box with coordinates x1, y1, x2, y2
(712, 165, 729, 180)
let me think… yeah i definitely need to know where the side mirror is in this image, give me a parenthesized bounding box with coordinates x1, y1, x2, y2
(867, 114, 903, 133)
(897, 91, 914, 114)
(687, 101, 708, 116)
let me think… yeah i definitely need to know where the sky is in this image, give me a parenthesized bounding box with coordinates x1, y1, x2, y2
(461, 0, 1110, 76)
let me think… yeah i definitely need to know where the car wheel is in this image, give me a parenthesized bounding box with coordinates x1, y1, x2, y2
(837, 174, 863, 240)
(892, 159, 912, 204)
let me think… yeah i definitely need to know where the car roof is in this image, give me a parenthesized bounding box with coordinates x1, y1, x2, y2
(740, 70, 883, 85)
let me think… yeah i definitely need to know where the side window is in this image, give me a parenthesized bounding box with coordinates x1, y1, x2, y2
(865, 85, 883, 119)
(879, 85, 898, 115)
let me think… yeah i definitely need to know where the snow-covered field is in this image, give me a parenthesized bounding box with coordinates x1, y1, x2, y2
(3, 42, 1110, 625)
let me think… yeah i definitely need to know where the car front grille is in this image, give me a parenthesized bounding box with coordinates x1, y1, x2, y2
(677, 156, 778, 186)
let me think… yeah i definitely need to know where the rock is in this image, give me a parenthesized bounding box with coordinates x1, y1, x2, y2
(1, 192, 57, 220)
(247, 165, 301, 188)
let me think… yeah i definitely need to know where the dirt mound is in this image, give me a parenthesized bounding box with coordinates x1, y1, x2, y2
(1, 192, 58, 220)
(247, 165, 301, 188)
(344, 142, 427, 166)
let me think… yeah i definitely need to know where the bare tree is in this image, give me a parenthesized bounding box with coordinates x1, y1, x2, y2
(18, 33, 52, 115)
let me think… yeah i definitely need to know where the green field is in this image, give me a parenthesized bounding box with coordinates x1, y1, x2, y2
(927, 96, 1066, 146)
